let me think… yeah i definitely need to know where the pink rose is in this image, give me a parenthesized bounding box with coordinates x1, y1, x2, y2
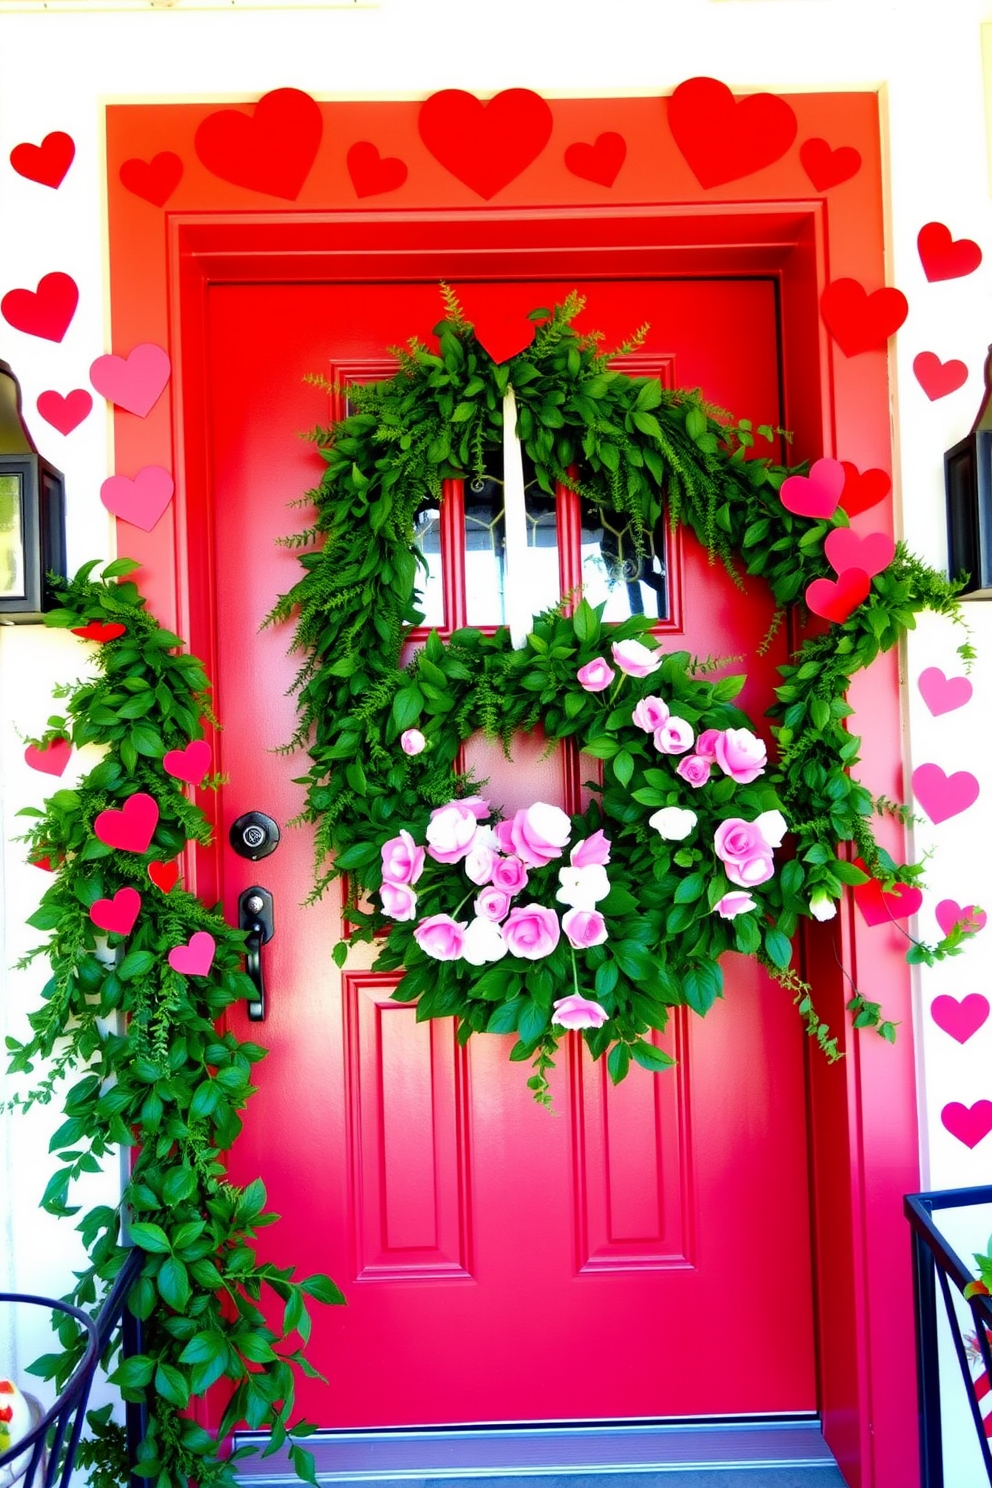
(400, 728, 426, 756)
(458, 796, 492, 820)
(611, 638, 661, 678)
(490, 855, 529, 894)
(714, 727, 767, 784)
(570, 830, 612, 868)
(379, 881, 418, 921)
(552, 992, 609, 1029)
(695, 729, 721, 760)
(464, 843, 498, 885)
(562, 907, 609, 949)
(713, 891, 756, 919)
(632, 695, 670, 732)
(503, 904, 561, 959)
(713, 817, 776, 890)
(653, 717, 695, 755)
(413, 914, 467, 960)
(725, 854, 774, 888)
(676, 754, 712, 788)
(506, 802, 572, 868)
(476, 886, 512, 922)
(381, 829, 425, 886)
(577, 657, 615, 692)
(426, 801, 481, 864)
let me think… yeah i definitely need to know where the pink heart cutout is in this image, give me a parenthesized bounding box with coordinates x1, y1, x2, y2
(935, 899, 987, 937)
(932, 993, 990, 1044)
(163, 740, 211, 786)
(918, 667, 973, 717)
(805, 567, 870, 624)
(93, 793, 159, 853)
(90, 343, 171, 418)
(852, 861, 923, 926)
(941, 1100, 992, 1149)
(168, 930, 216, 977)
(912, 763, 980, 825)
(24, 738, 71, 776)
(36, 389, 92, 435)
(89, 886, 142, 936)
(100, 466, 174, 532)
(824, 528, 895, 580)
(780, 457, 846, 519)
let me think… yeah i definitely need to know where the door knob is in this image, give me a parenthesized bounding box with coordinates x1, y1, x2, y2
(230, 810, 280, 861)
(238, 886, 274, 1021)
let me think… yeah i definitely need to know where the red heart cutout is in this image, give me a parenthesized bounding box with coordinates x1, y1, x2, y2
(346, 141, 408, 199)
(93, 793, 159, 854)
(90, 344, 171, 419)
(10, 132, 75, 188)
(70, 621, 126, 642)
(799, 138, 861, 192)
(100, 466, 174, 532)
(824, 528, 895, 580)
(24, 738, 72, 776)
(195, 88, 322, 201)
(941, 1100, 992, 1149)
(840, 461, 891, 517)
(913, 351, 968, 401)
(89, 886, 142, 936)
(1, 272, 79, 343)
(564, 132, 626, 188)
(668, 77, 797, 189)
(912, 763, 980, 825)
(932, 993, 990, 1044)
(419, 89, 553, 200)
(851, 861, 924, 926)
(935, 899, 987, 936)
(37, 389, 92, 436)
(32, 856, 54, 873)
(119, 152, 184, 207)
(462, 290, 539, 365)
(918, 667, 973, 717)
(917, 222, 983, 282)
(168, 930, 216, 977)
(163, 739, 211, 786)
(820, 279, 909, 357)
(805, 568, 870, 623)
(148, 860, 180, 893)
(779, 457, 845, 518)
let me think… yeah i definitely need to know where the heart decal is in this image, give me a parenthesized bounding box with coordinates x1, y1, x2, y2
(100, 466, 175, 532)
(820, 279, 909, 357)
(913, 352, 968, 401)
(36, 389, 92, 435)
(823, 528, 895, 580)
(917, 222, 982, 282)
(462, 291, 538, 365)
(799, 138, 861, 192)
(779, 457, 845, 518)
(419, 88, 553, 200)
(941, 1100, 992, 1149)
(93, 793, 159, 854)
(10, 132, 75, 188)
(89, 887, 142, 936)
(840, 462, 891, 518)
(564, 132, 626, 187)
(119, 152, 184, 207)
(32, 857, 54, 873)
(163, 740, 211, 786)
(912, 763, 980, 824)
(668, 77, 797, 189)
(935, 899, 987, 937)
(148, 860, 180, 893)
(918, 667, 973, 716)
(1, 272, 79, 342)
(195, 87, 322, 201)
(932, 993, 989, 1044)
(24, 738, 72, 776)
(852, 864, 924, 926)
(70, 621, 126, 643)
(346, 142, 408, 198)
(168, 930, 216, 977)
(90, 343, 171, 418)
(806, 569, 870, 624)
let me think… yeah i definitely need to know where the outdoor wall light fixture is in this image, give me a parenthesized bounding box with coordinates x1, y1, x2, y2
(945, 344, 992, 599)
(0, 359, 66, 623)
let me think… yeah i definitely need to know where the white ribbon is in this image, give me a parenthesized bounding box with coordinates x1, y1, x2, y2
(502, 385, 530, 648)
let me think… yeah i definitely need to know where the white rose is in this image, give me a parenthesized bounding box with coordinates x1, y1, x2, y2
(556, 863, 611, 909)
(461, 916, 509, 966)
(809, 891, 838, 922)
(648, 806, 698, 841)
(754, 809, 788, 849)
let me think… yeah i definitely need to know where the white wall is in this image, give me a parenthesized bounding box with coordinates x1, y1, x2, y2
(2, 0, 992, 1481)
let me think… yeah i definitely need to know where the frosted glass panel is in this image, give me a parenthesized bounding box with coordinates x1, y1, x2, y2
(463, 472, 560, 628)
(580, 505, 668, 621)
(0, 473, 25, 599)
(412, 504, 444, 628)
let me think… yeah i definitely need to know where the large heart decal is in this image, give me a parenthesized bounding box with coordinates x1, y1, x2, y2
(36, 389, 92, 436)
(194, 88, 322, 201)
(100, 466, 175, 532)
(119, 152, 184, 207)
(93, 792, 159, 854)
(346, 142, 408, 199)
(932, 993, 989, 1044)
(10, 132, 75, 188)
(668, 77, 797, 189)
(912, 763, 980, 824)
(913, 352, 968, 401)
(24, 738, 72, 777)
(70, 621, 126, 643)
(564, 132, 626, 188)
(805, 568, 870, 624)
(823, 528, 895, 580)
(799, 138, 861, 192)
(852, 860, 923, 926)
(820, 279, 909, 357)
(1, 272, 79, 342)
(90, 343, 171, 418)
(168, 930, 216, 977)
(918, 667, 973, 717)
(163, 740, 211, 786)
(779, 457, 845, 518)
(840, 461, 891, 518)
(917, 222, 982, 282)
(941, 1100, 992, 1149)
(935, 899, 987, 937)
(89, 887, 142, 936)
(419, 89, 553, 200)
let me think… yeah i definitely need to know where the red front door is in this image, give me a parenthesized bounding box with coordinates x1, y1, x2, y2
(205, 272, 816, 1429)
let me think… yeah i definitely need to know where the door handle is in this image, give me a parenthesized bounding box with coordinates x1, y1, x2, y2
(238, 887, 274, 1021)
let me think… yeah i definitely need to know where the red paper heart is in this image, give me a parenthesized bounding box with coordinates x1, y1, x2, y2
(32, 856, 54, 873)
(100, 466, 174, 531)
(917, 222, 983, 282)
(419, 88, 553, 200)
(913, 351, 968, 401)
(24, 738, 71, 776)
(194, 88, 322, 201)
(840, 461, 891, 517)
(89, 886, 141, 936)
(119, 152, 184, 207)
(824, 528, 895, 580)
(668, 77, 797, 189)
(820, 279, 909, 357)
(10, 132, 75, 188)
(148, 860, 180, 893)
(941, 1100, 992, 1149)
(918, 667, 973, 717)
(779, 457, 845, 518)
(935, 899, 987, 936)
(852, 861, 924, 926)
(462, 290, 538, 365)
(70, 621, 126, 642)
(1, 272, 79, 342)
(346, 141, 408, 198)
(168, 930, 216, 977)
(93, 793, 159, 853)
(932, 993, 990, 1044)
(90, 344, 170, 418)
(36, 389, 92, 435)
(564, 132, 626, 187)
(799, 138, 861, 191)
(805, 568, 871, 623)
(912, 763, 980, 825)
(163, 739, 211, 786)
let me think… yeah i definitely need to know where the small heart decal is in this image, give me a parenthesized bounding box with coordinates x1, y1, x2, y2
(935, 900, 986, 937)
(917, 222, 982, 282)
(941, 1100, 992, 1149)
(119, 152, 184, 206)
(824, 528, 895, 580)
(100, 466, 174, 532)
(463, 291, 539, 365)
(194, 87, 323, 201)
(668, 77, 797, 189)
(89, 886, 142, 936)
(820, 279, 909, 357)
(564, 132, 626, 187)
(10, 132, 75, 188)
(918, 667, 973, 717)
(36, 389, 92, 435)
(1, 272, 79, 343)
(163, 740, 211, 786)
(932, 993, 990, 1044)
(70, 621, 126, 643)
(148, 860, 180, 893)
(840, 462, 891, 518)
(799, 138, 861, 192)
(913, 351, 968, 401)
(32, 856, 54, 873)
(24, 738, 72, 776)
(168, 930, 216, 977)
(93, 793, 159, 854)
(779, 457, 845, 519)
(418, 88, 553, 200)
(806, 568, 870, 624)
(346, 141, 408, 198)
(852, 863, 924, 926)
(90, 343, 171, 418)
(912, 763, 980, 825)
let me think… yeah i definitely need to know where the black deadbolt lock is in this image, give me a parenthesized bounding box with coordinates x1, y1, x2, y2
(229, 811, 281, 861)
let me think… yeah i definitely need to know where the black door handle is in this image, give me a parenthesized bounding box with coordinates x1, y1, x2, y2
(238, 886, 274, 1021)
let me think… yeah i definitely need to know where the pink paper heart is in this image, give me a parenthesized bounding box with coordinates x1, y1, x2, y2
(24, 738, 71, 776)
(90, 343, 171, 418)
(823, 528, 895, 580)
(168, 930, 216, 977)
(912, 763, 980, 825)
(805, 567, 870, 623)
(163, 740, 211, 786)
(918, 667, 973, 717)
(93, 793, 159, 853)
(852, 860, 923, 926)
(36, 388, 92, 435)
(100, 466, 174, 532)
(941, 1100, 992, 1149)
(89, 886, 142, 936)
(932, 993, 990, 1044)
(779, 457, 846, 518)
(935, 900, 987, 937)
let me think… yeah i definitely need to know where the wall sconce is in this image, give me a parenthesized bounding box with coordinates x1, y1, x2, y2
(945, 344, 992, 599)
(0, 359, 66, 623)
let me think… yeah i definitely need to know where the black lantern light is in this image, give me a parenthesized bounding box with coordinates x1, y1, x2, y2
(0, 359, 67, 623)
(945, 343, 992, 599)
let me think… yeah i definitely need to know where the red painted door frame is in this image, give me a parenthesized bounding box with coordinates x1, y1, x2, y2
(104, 91, 919, 1488)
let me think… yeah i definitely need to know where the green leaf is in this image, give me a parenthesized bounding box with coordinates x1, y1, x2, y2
(111, 1354, 155, 1390)
(154, 1362, 190, 1408)
(764, 927, 794, 970)
(129, 1221, 172, 1254)
(300, 1273, 347, 1306)
(391, 687, 424, 732)
(613, 749, 634, 787)
(572, 598, 600, 645)
(157, 1255, 191, 1312)
(607, 1042, 630, 1084)
(630, 1039, 675, 1072)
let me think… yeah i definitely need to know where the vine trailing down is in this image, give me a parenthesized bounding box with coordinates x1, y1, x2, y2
(270, 292, 977, 1100)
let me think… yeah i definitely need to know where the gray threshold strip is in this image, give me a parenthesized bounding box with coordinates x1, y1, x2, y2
(233, 1419, 839, 1481)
